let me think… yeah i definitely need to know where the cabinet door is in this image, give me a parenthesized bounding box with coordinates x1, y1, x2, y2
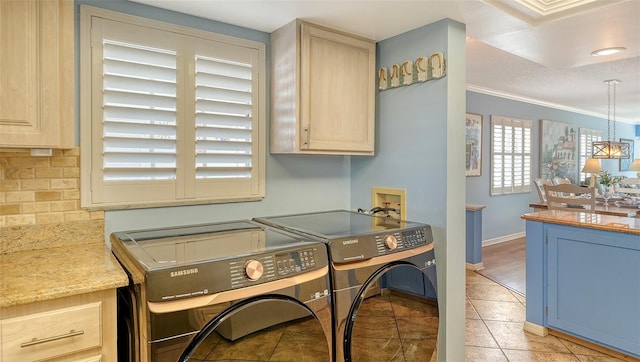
(0, 0, 73, 148)
(300, 24, 375, 153)
(546, 226, 640, 357)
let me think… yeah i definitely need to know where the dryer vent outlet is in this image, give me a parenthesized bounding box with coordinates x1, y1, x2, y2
(371, 187, 406, 220)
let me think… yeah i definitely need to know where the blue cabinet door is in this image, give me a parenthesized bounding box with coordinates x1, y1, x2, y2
(546, 225, 640, 358)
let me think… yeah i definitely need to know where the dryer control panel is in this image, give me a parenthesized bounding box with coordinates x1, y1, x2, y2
(374, 226, 432, 255)
(330, 225, 433, 263)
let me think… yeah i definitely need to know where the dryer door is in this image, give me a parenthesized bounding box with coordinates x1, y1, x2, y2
(177, 295, 332, 362)
(342, 259, 439, 362)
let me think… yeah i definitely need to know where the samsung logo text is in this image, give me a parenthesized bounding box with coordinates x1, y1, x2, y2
(170, 268, 199, 277)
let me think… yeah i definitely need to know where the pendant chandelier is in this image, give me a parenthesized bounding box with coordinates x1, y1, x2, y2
(592, 79, 630, 159)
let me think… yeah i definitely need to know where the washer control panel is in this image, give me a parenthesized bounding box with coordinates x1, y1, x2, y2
(275, 248, 317, 276)
(228, 247, 321, 289)
(230, 255, 276, 289)
(146, 244, 327, 302)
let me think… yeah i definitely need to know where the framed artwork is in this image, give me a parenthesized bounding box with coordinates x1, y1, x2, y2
(541, 120, 578, 183)
(465, 113, 482, 176)
(620, 138, 635, 171)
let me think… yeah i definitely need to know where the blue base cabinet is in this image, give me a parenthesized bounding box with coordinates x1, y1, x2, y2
(526, 221, 640, 359)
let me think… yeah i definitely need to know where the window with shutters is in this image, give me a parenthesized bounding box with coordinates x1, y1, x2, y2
(80, 7, 265, 209)
(578, 129, 603, 184)
(490, 116, 533, 196)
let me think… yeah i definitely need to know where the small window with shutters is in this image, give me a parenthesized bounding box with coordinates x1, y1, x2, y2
(578, 129, 603, 184)
(80, 7, 265, 209)
(490, 116, 533, 196)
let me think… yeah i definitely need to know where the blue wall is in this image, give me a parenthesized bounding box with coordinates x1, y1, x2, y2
(466, 91, 638, 242)
(73, 2, 636, 358)
(351, 19, 467, 361)
(76, 3, 468, 358)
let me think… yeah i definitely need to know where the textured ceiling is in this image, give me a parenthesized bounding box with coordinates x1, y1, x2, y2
(130, 0, 640, 123)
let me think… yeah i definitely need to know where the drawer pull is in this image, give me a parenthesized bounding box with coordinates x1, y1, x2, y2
(20, 329, 85, 348)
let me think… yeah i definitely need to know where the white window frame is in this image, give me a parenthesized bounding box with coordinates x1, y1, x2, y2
(578, 128, 603, 184)
(490, 116, 533, 196)
(80, 6, 265, 210)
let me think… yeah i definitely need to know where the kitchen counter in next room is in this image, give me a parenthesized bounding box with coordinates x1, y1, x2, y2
(521, 210, 640, 360)
(522, 209, 640, 235)
(529, 202, 638, 218)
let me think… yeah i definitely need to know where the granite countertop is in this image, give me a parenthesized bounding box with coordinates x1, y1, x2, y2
(0, 221, 129, 308)
(0, 243, 128, 308)
(521, 210, 640, 235)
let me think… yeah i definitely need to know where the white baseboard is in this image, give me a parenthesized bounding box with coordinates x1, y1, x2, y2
(523, 321, 548, 336)
(482, 232, 526, 247)
(465, 262, 484, 271)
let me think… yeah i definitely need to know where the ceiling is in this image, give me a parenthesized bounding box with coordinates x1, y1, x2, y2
(130, 0, 640, 124)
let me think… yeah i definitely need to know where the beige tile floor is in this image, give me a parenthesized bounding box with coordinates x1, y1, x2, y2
(187, 270, 630, 361)
(465, 270, 629, 362)
(350, 291, 439, 361)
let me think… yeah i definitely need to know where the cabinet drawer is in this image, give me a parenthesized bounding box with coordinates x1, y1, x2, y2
(1, 302, 101, 361)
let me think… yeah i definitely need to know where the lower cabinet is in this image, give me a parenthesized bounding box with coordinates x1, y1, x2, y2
(0, 289, 116, 362)
(545, 226, 640, 358)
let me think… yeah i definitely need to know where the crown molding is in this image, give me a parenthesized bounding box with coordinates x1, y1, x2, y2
(466, 84, 638, 125)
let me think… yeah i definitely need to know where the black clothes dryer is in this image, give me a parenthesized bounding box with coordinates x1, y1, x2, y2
(255, 210, 439, 361)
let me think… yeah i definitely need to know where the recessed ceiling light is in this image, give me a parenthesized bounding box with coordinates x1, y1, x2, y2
(591, 47, 627, 56)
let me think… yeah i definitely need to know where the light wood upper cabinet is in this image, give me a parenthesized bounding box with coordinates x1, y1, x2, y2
(0, 0, 74, 149)
(271, 20, 375, 155)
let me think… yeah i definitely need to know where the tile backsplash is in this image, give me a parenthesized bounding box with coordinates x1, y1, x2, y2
(0, 147, 103, 228)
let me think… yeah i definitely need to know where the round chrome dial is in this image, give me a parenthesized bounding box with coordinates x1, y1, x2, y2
(384, 235, 398, 250)
(244, 260, 264, 281)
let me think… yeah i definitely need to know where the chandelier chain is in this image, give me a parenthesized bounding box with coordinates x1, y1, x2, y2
(607, 81, 612, 141)
(613, 81, 616, 141)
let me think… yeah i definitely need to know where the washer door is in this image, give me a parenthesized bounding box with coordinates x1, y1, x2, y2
(178, 295, 331, 362)
(343, 262, 439, 362)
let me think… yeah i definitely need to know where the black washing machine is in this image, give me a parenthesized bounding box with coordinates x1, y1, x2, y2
(111, 220, 334, 362)
(255, 210, 439, 362)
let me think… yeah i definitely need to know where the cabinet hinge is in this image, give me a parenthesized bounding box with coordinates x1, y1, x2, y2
(90, 23, 98, 49)
(303, 127, 310, 148)
(545, 306, 548, 315)
(545, 234, 548, 245)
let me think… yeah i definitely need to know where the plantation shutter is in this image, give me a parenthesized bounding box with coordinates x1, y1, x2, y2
(578, 129, 603, 183)
(491, 116, 532, 195)
(194, 55, 253, 179)
(85, 15, 264, 208)
(189, 39, 262, 199)
(102, 40, 178, 181)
